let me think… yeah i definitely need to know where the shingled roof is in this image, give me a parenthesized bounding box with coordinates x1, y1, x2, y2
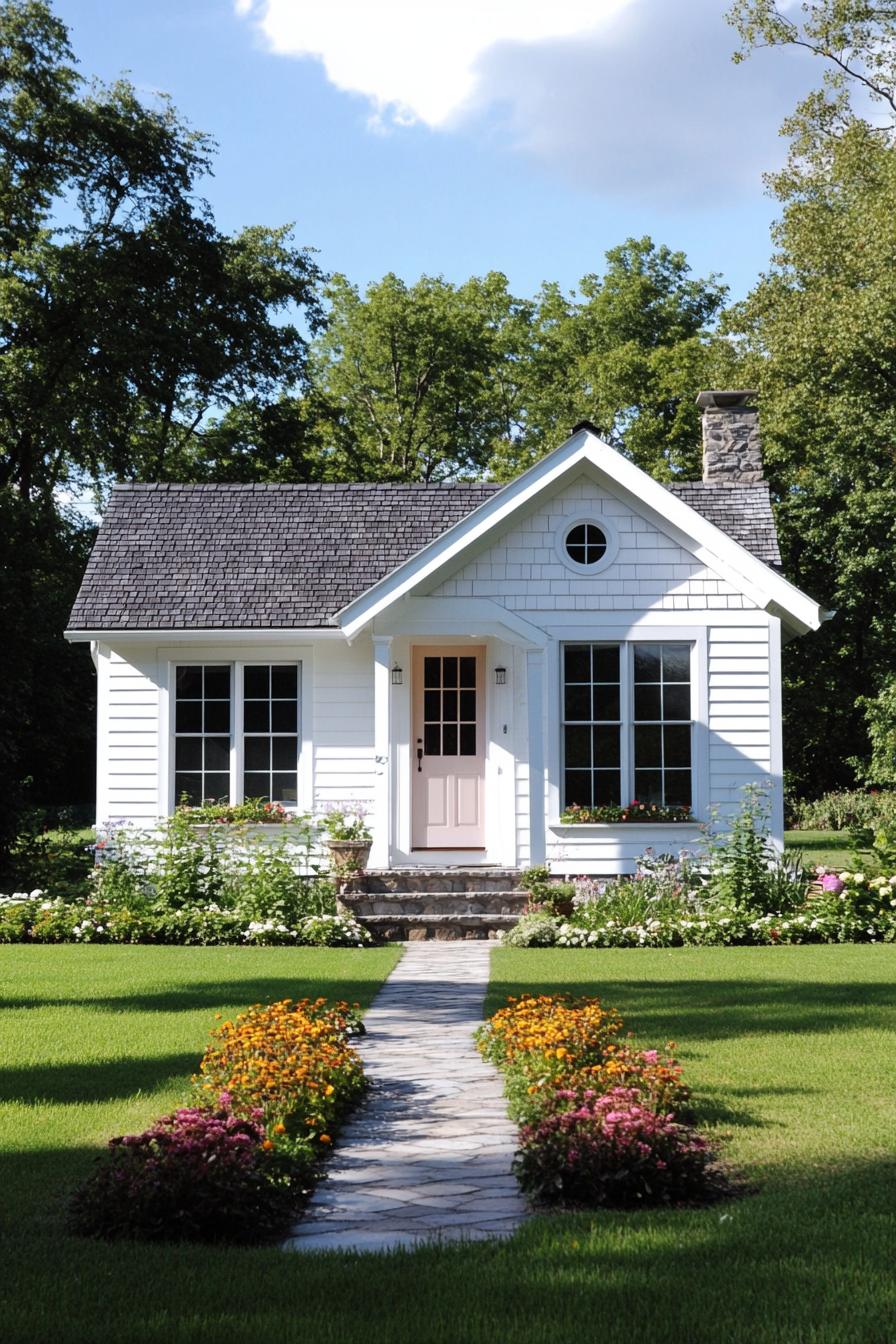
(68, 477, 781, 632)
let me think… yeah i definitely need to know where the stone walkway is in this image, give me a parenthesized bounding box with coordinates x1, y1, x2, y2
(284, 941, 527, 1253)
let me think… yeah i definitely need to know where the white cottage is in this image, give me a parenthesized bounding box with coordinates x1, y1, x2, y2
(66, 392, 826, 879)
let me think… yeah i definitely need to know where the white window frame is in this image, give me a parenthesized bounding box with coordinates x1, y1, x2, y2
(549, 627, 708, 821)
(161, 654, 308, 813)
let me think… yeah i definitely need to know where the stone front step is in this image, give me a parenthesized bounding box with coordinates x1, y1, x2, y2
(357, 913, 518, 942)
(346, 867, 522, 895)
(342, 890, 528, 918)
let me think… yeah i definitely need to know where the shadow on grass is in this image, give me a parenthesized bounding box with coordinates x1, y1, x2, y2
(1, 1147, 894, 1344)
(0, 1052, 199, 1105)
(0, 973, 392, 1016)
(487, 975, 896, 1044)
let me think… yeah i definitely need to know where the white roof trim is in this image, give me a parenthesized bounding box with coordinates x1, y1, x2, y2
(336, 429, 825, 639)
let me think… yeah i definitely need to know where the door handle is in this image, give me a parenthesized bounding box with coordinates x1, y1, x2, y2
(416, 738, 423, 772)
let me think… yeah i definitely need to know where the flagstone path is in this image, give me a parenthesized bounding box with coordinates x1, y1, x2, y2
(284, 940, 527, 1253)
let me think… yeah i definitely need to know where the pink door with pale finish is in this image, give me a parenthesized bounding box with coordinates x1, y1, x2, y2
(412, 646, 486, 850)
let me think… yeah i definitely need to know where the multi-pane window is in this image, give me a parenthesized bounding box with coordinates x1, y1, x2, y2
(423, 655, 477, 757)
(632, 644, 692, 806)
(242, 664, 299, 803)
(562, 643, 692, 811)
(563, 645, 622, 806)
(174, 665, 231, 805)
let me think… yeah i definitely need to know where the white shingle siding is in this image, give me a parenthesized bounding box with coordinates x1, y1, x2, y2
(431, 479, 757, 611)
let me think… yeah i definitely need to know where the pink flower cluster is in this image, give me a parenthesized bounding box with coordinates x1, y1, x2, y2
(515, 1086, 720, 1207)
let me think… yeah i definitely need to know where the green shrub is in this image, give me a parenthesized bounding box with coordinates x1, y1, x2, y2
(787, 789, 896, 832)
(501, 913, 560, 947)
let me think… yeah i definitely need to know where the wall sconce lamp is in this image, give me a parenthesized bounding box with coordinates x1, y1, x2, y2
(494, 666, 507, 685)
(391, 664, 403, 686)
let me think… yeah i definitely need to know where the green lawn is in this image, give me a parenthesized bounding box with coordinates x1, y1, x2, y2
(785, 828, 854, 868)
(2, 944, 895, 1344)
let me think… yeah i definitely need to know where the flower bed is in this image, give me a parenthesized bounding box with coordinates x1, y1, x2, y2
(559, 801, 695, 824)
(477, 994, 728, 1207)
(0, 893, 370, 946)
(69, 996, 365, 1243)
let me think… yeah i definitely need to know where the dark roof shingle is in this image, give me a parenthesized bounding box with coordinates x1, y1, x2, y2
(68, 477, 781, 631)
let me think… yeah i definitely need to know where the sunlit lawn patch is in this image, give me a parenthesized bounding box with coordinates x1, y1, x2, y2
(1, 944, 894, 1344)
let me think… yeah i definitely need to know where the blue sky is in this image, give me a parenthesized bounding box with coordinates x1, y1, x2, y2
(54, 0, 817, 303)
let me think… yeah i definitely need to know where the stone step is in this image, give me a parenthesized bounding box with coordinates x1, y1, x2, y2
(357, 913, 518, 942)
(341, 890, 529, 918)
(348, 867, 522, 895)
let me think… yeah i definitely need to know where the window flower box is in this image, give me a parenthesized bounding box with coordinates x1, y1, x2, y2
(559, 802, 696, 825)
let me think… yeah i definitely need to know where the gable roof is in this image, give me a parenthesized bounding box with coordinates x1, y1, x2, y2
(335, 430, 823, 639)
(66, 441, 793, 636)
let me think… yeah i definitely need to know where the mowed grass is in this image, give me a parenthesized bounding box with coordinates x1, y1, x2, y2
(2, 945, 896, 1344)
(785, 828, 854, 868)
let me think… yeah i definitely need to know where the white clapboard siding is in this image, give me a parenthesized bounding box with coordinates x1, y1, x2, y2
(312, 640, 377, 824)
(706, 622, 772, 810)
(99, 649, 161, 822)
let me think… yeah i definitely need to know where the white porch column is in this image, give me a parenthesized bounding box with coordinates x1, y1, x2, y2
(526, 647, 546, 866)
(371, 635, 393, 870)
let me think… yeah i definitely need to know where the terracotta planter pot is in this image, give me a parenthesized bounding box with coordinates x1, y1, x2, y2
(327, 839, 372, 876)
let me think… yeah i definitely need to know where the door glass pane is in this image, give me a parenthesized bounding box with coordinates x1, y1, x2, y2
(442, 723, 458, 756)
(459, 723, 476, 756)
(424, 657, 440, 688)
(442, 657, 458, 687)
(424, 724, 441, 755)
(459, 690, 476, 721)
(459, 657, 476, 688)
(424, 691, 440, 721)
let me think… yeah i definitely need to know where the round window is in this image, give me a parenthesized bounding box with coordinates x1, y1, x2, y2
(565, 522, 607, 567)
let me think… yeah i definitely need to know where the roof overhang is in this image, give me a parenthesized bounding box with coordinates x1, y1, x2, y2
(335, 429, 828, 640)
(64, 627, 346, 644)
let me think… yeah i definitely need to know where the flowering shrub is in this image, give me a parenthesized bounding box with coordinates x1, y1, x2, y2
(0, 807, 371, 946)
(242, 914, 371, 947)
(68, 1106, 296, 1244)
(70, 995, 368, 1243)
(176, 798, 292, 825)
(480, 994, 723, 1209)
(514, 1087, 722, 1207)
(560, 801, 694, 824)
(502, 913, 565, 947)
(321, 805, 372, 842)
(477, 994, 686, 1124)
(196, 997, 365, 1171)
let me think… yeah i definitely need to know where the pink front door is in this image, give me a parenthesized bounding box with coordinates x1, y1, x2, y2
(412, 646, 486, 849)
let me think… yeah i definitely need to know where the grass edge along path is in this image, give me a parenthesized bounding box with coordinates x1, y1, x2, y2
(2, 943, 896, 1344)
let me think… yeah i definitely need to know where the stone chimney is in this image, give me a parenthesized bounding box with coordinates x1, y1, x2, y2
(696, 390, 763, 484)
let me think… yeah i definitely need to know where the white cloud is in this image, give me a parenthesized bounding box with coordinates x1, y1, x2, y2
(235, 0, 630, 127)
(236, 0, 815, 203)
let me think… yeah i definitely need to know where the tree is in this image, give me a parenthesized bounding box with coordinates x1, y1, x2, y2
(726, 1, 896, 793)
(491, 238, 729, 481)
(309, 270, 526, 482)
(0, 0, 323, 852)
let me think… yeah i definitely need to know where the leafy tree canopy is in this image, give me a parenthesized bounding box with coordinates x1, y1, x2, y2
(726, 1, 896, 791)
